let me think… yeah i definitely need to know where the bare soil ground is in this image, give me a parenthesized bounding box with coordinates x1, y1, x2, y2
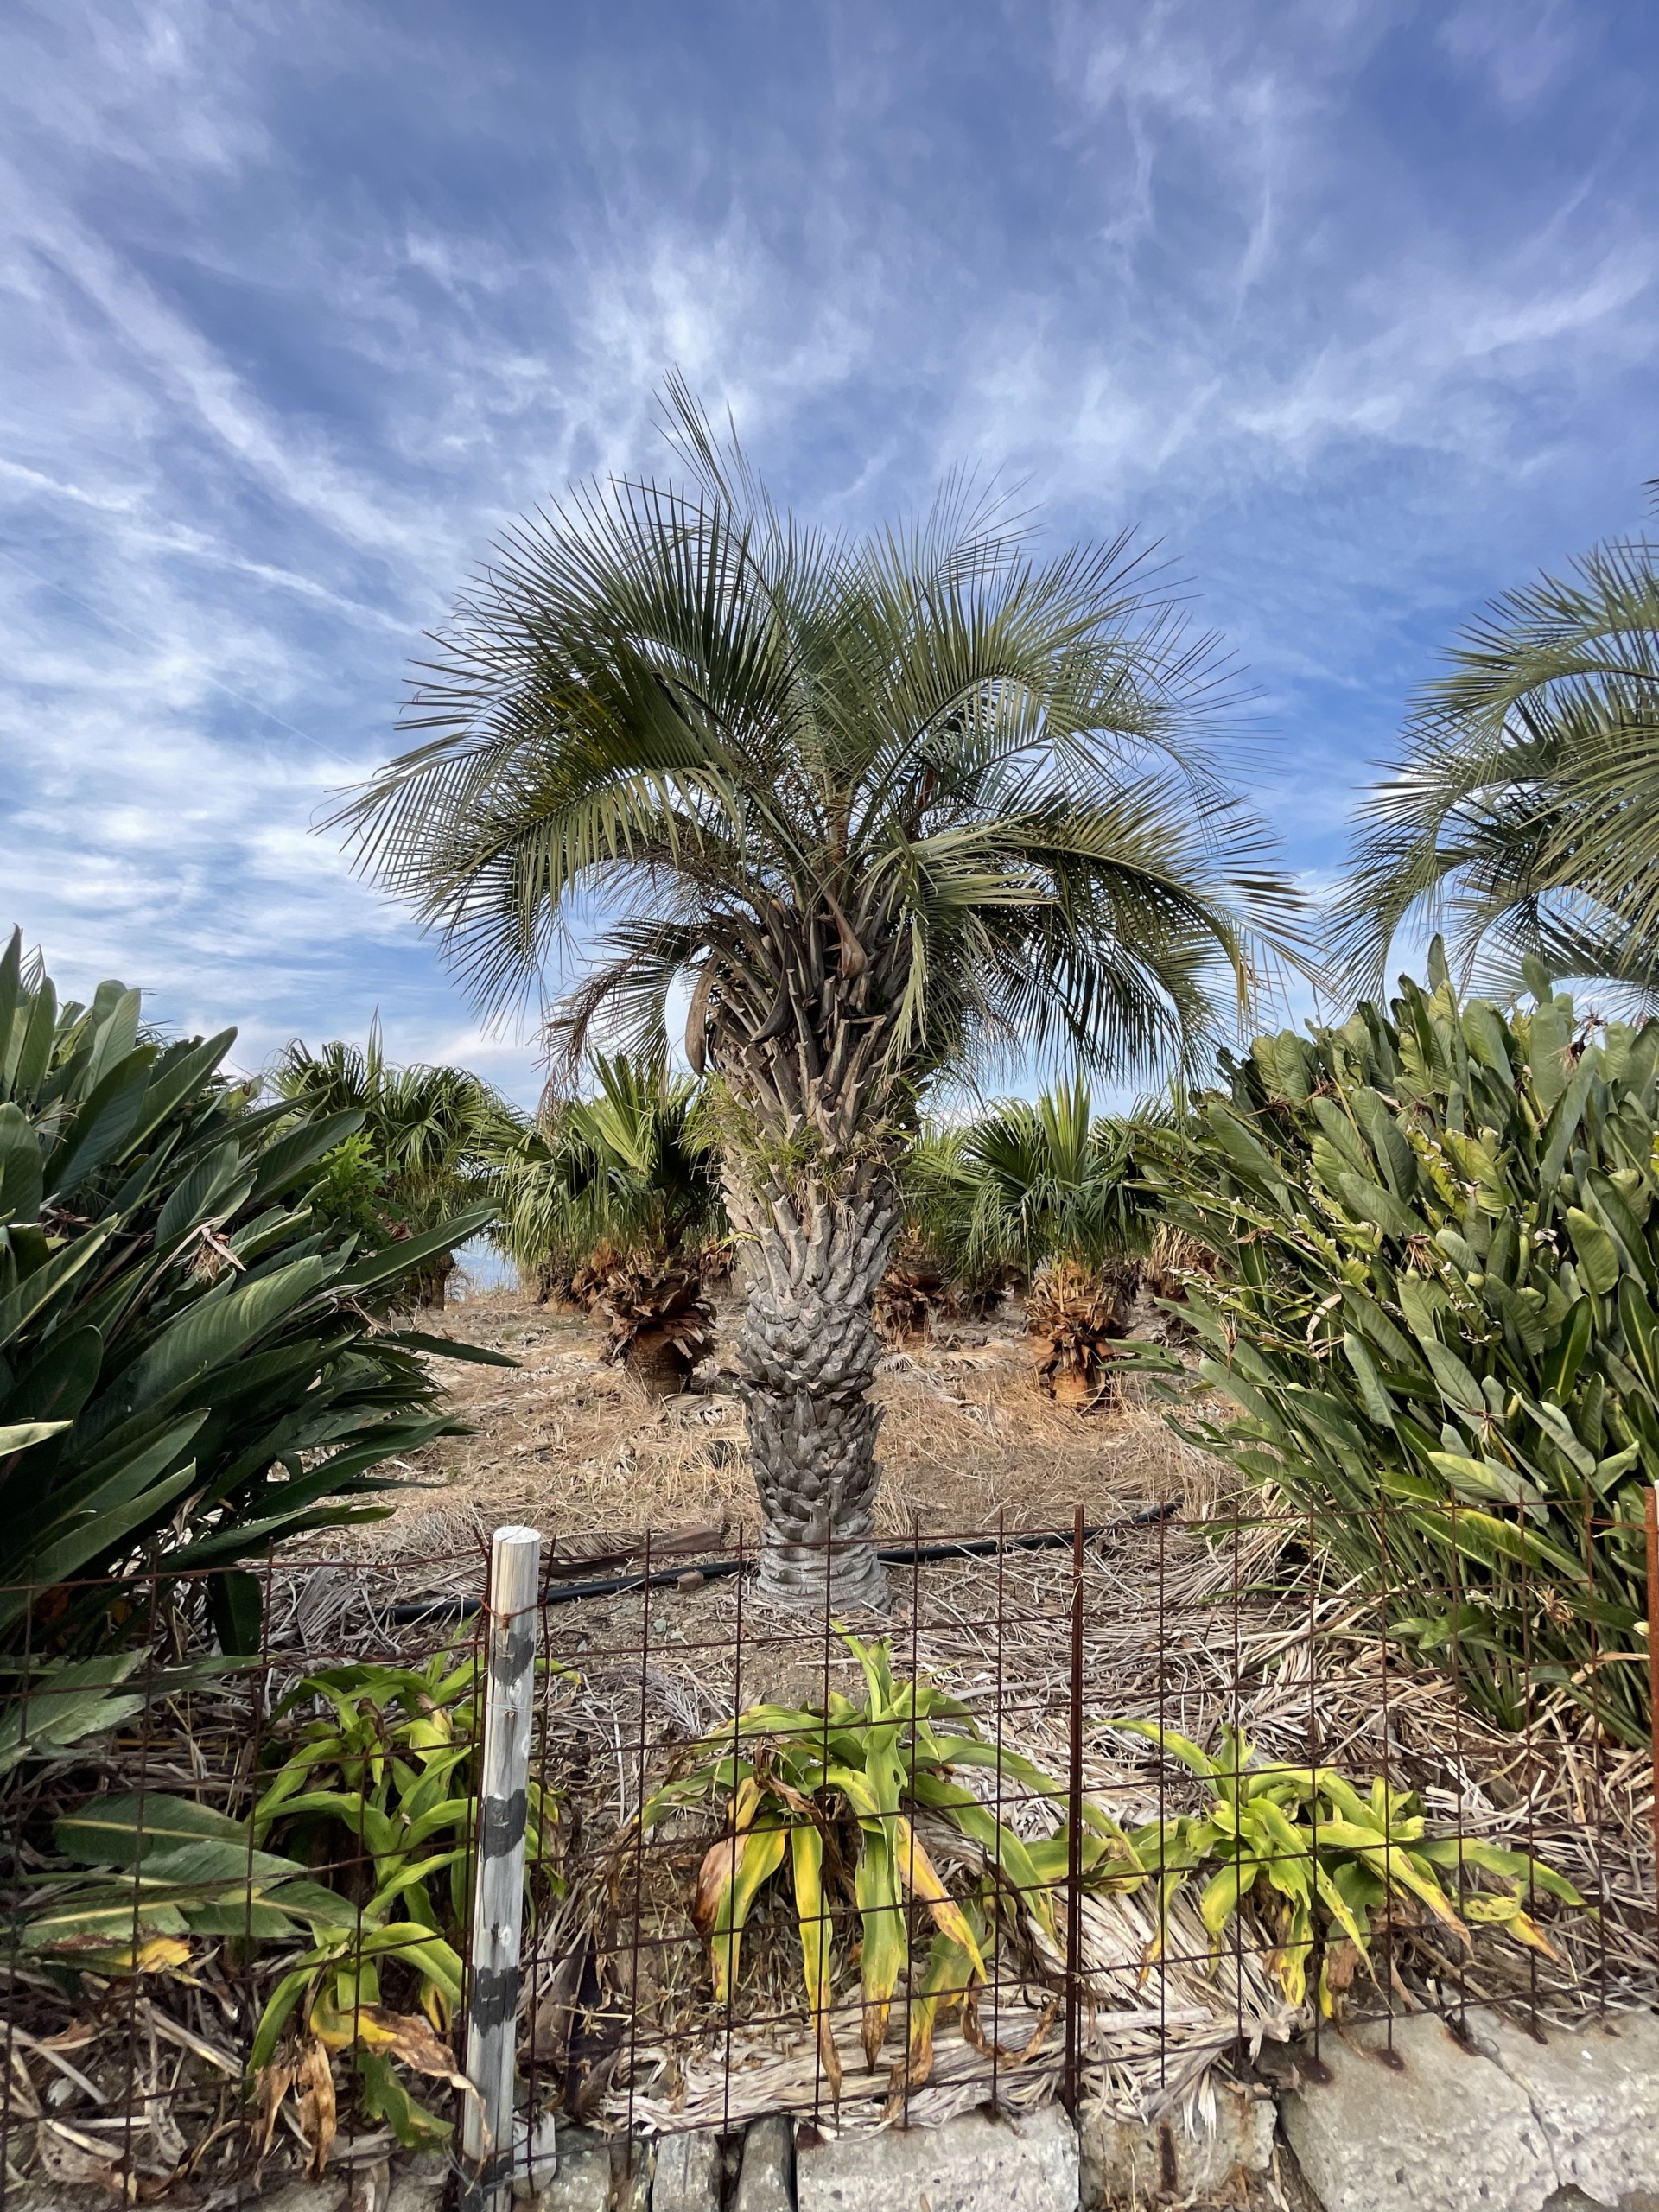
(367, 1284, 1211, 1564)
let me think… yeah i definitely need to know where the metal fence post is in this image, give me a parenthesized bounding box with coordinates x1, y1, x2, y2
(1064, 1503, 1084, 2117)
(1646, 1487, 1659, 1956)
(463, 1525, 543, 2208)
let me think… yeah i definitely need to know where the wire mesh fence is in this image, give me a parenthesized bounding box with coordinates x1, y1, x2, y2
(2, 1490, 1656, 2206)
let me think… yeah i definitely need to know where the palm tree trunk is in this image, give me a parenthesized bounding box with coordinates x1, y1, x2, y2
(725, 1163, 902, 1610)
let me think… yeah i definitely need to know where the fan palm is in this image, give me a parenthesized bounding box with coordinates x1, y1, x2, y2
(1334, 518, 1659, 1001)
(335, 386, 1301, 1607)
(271, 1031, 513, 1303)
(494, 1053, 727, 1392)
(909, 1079, 1164, 1402)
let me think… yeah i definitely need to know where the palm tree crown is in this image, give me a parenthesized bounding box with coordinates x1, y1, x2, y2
(908, 1078, 1156, 1286)
(339, 388, 1301, 1604)
(342, 391, 1297, 1108)
(1334, 518, 1659, 1002)
(493, 1052, 723, 1287)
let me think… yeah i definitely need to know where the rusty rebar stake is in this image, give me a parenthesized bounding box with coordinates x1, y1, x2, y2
(1063, 1503, 1085, 2116)
(1646, 1485, 1659, 1956)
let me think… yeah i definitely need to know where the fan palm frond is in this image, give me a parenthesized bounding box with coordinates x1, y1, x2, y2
(1334, 527, 1659, 1000)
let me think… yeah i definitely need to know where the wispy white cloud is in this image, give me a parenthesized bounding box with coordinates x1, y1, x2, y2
(3, 0, 1656, 1093)
(1438, 0, 1580, 112)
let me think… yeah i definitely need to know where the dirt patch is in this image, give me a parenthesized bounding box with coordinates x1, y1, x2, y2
(366, 1286, 1210, 1560)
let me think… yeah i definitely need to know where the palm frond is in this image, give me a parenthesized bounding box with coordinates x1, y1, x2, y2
(338, 384, 1305, 1122)
(1334, 525, 1659, 998)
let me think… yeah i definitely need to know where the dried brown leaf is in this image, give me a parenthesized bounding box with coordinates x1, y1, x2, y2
(352, 2006, 473, 2093)
(296, 2037, 337, 2176)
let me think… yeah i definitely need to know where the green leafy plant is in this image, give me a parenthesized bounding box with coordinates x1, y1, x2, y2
(1134, 946, 1659, 1745)
(494, 1054, 727, 1390)
(905, 1081, 1173, 1401)
(0, 1650, 242, 1776)
(0, 931, 505, 1656)
(245, 1651, 559, 2148)
(23, 1790, 341, 1972)
(27, 1653, 561, 2151)
(645, 1637, 1586, 2089)
(641, 1629, 1135, 2098)
(301, 1128, 392, 1250)
(270, 1029, 518, 1306)
(1115, 1721, 1580, 2015)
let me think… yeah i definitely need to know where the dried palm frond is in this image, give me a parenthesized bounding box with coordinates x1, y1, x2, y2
(574, 1244, 716, 1396)
(874, 1238, 959, 1347)
(1027, 1256, 1139, 1407)
(1141, 1224, 1212, 1304)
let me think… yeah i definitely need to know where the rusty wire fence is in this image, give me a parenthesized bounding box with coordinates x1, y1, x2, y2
(2, 1493, 1656, 2205)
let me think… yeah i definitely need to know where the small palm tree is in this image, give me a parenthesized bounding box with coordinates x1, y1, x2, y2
(1334, 509, 1659, 1001)
(336, 388, 1301, 1606)
(271, 1030, 512, 1304)
(909, 1079, 1162, 1403)
(495, 1054, 727, 1393)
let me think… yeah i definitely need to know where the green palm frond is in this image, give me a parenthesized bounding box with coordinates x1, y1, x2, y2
(271, 1032, 516, 1221)
(1335, 527, 1659, 1001)
(491, 1053, 725, 1288)
(905, 1078, 1166, 1282)
(336, 386, 1306, 1113)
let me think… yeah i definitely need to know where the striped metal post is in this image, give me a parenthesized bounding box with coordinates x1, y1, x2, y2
(462, 1525, 543, 2209)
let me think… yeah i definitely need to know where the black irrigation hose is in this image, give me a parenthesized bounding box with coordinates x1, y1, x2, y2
(387, 1501, 1178, 1624)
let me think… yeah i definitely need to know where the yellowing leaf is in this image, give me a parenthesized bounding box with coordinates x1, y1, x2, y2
(891, 1817, 986, 1980)
(1460, 1892, 1567, 1963)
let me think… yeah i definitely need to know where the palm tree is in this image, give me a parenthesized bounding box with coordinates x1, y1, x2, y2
(271, 1029, 513, 1303)
(1334, 512, 1659, 1001)
(494, 1053, 728, 1393)
(908, 1080, 1164, 1404)
(336, 386, 1301, 1607)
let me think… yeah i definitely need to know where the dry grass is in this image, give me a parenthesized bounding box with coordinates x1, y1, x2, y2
(362, 1286, 1211, 1561)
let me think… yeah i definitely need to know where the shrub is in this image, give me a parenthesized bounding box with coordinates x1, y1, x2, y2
(1135, 944, 1659, 1745)
(0, 931, 500, 1656)
(299, 1128, 393, 1250)
(270, 1034, 517, 1306)
(29, 1652, 561, 2152)
(902, 1081, 1170, 1399)
(495, 1055, 727, 1389)
(644, 1633, 1580, 2100)
(1115, 1722, 1578, 2015)
(642, 1628, 1137, 2100)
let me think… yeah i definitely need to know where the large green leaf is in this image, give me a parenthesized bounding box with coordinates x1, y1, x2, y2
(1138, 950, 1659, 1746)
(0, 1459, 201, 1633)
(0, 1418, 71, 1457)
(0, 949, 488, 1658)
(0, 1228, 111, 1351)
(119, 1257, 327, 1410)
(337, 1205, 497, 1293)
(55, 1792, 303, 1883)
(0, 1102, 42, 1220)
(44, 1049, 157, 1198)
(3, 1325, 104, 1431)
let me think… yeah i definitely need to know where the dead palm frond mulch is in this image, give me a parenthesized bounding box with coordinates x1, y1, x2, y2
(334, 1287, 1208, 1554)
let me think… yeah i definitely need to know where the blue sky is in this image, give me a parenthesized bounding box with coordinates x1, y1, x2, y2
(4, 0, 1657, 1107)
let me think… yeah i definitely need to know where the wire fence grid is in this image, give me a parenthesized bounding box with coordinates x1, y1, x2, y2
(2, 1491, 1656, 2207)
